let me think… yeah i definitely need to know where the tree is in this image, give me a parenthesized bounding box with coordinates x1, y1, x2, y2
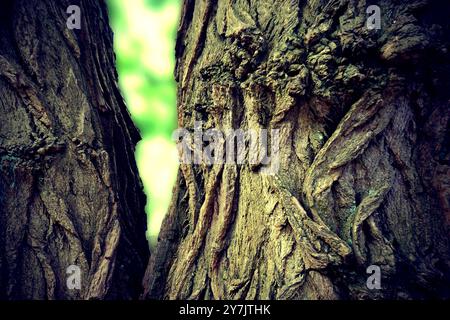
(143, 0, 450, 299)
(0, 0, 149, 299)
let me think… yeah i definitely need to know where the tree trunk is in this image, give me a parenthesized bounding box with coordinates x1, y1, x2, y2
(143, 0, 450, 299)
(0, 0, 149, 299)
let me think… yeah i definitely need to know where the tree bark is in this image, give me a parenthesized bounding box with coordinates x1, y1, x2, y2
(0, 0, 149, 299)
(143, 0, 450, 299)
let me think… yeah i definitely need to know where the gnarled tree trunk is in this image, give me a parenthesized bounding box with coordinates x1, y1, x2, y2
(143, 0, 450, 299)
(0, 0, 149, 299)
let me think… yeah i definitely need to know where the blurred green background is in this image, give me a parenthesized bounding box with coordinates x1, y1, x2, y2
(107, 0, 181, 247)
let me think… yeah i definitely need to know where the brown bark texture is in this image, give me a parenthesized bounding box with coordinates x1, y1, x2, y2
(143, 0, 450, 299)
(0, 0, 149, 299)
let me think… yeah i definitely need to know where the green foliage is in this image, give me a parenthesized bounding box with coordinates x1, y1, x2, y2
(107, 0, 180, 246)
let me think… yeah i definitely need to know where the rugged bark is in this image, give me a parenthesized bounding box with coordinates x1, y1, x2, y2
(0, 0, 149, 299)
(143, 0, 450, 299)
